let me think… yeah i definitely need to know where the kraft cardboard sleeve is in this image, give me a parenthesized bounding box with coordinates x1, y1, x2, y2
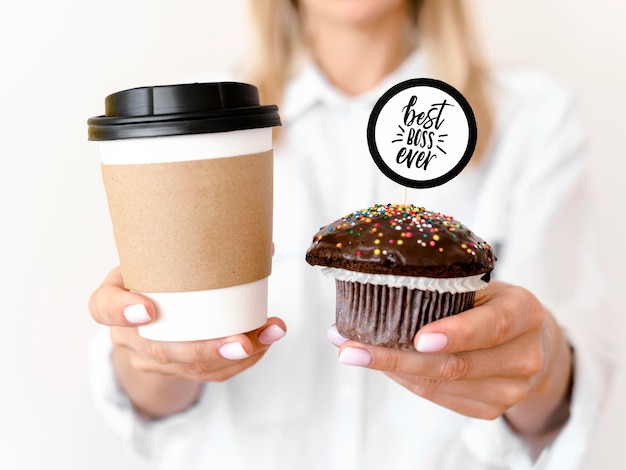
(101, 151, 273, 293)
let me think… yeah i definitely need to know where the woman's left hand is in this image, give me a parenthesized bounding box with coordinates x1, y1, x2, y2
(328, 280, 573, 453)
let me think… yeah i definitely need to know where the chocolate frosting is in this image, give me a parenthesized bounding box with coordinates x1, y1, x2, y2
(306, 204, 495, 278)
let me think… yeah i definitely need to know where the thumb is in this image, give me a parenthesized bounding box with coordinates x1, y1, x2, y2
(88, 267, 156, 327)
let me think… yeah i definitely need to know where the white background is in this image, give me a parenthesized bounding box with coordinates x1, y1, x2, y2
(0, 1, 624, 468)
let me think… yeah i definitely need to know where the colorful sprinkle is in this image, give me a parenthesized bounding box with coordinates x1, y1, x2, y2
(309, 203, 495, 269)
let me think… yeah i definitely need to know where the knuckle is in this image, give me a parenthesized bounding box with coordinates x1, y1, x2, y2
(132, 361, 152, 373)
(505, 382, 530, 406)
(383, 353, 401, 373)
(413, 375, 443, 389)
(409, 383, 438, 402)
(191, 341, 217, 364)
(146, 342, 171, 365)
(185, 353, 259, 382)
(129, 355, 156, 374)
(493, 311, 511, 344)
(440, 352, 471, 380)
(372, 350, 400, 373)
(183, 360, 216, 377)
(518, 348, 544, 378)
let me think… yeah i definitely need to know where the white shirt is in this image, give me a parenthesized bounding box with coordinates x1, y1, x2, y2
(89, 51, 615, 469)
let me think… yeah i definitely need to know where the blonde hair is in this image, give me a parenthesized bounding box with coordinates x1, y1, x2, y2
(245, 0, 493, 160)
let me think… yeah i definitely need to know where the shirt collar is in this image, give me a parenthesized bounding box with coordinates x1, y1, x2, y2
(280, 49, 427, 124)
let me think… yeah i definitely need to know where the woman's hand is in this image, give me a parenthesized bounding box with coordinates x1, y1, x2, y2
(328, 281, 573, 456)
(89, 267, 287, 419)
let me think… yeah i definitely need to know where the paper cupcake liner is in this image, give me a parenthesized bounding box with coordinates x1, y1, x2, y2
(335, 280, 475, 350)
(322, 267, 488, 293)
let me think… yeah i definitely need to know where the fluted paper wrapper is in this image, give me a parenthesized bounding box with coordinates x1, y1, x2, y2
(335, 280, 475, 350)
(101, 151, 273, 293)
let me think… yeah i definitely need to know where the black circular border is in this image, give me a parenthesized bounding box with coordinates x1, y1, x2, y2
(367, 78, 477, 189)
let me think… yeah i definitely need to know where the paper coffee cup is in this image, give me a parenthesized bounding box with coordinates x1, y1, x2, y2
(88, 82, 281, 341)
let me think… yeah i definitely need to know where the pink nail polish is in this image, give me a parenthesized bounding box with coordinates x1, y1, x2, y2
(219, 342, 249, 360)
(327, 325, 349, 347)
(258, 324, 286, 345)
(338, 347, 372, 367)
(416, 333, 448, 352)
(123, 304, 151, 324)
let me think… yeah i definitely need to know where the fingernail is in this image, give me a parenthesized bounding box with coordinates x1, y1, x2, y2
(327, 325, 349, 347)
(123, 304, 151, 324)
(339, 347, 372, 367)
(416, 333, 448, 352)
(258, 324, 286, 345)
(219, 342, 249, 360)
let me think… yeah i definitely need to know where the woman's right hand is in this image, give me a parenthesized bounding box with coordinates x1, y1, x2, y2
(88, 267, 287, 418)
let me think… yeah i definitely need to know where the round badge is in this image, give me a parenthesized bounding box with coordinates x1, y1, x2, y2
(367, 78, 477, 189)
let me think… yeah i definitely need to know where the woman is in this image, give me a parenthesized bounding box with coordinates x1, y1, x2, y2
(88, 1, 614, 468)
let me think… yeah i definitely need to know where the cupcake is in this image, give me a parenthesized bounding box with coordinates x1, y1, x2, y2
(305, 203, 496, 350)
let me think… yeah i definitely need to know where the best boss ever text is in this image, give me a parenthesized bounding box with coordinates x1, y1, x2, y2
(396, 96, 454, 170)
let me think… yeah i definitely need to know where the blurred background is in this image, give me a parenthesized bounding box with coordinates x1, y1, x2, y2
(1, 0, 624, 468)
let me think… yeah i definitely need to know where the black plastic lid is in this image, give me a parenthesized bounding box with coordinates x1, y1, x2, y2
(88, 82, 281, 141)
